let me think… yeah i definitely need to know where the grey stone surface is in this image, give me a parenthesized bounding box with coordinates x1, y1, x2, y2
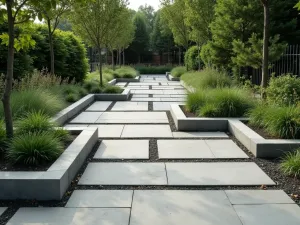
(7, 208, 130, 225)
(122, 125, 173, 138)
(131, 97, 161, 102)
(234, 204, 300, 225)
(70, 112, 103, 123)
(172, 132, 229, 138)
(166, 162, 275, 186)
(94, 140, 149, 159)
(86, 101, 112, 111)
(153, 102, 184, 111)
(66, 190, 133, 207)
(205, 140, 249, 158)
(130, 190, 242, 225)
(0, 208, 7, 216)
(225, 190, 295, 205)
(79, 163, 167, 185)
(112, 102, 148, 111)
(96, 112, 168, 124)
(158, 140, 214, 159)
(89, 125, 124, 138)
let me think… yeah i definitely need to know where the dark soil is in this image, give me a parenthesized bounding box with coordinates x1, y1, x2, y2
(243, 121, 280, 139)
(180, 105, 197, 117)
(0, 135, 77, 172)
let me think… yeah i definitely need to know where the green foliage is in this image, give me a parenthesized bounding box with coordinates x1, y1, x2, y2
(281, 149, 300, 177)
(7, 132, 63, 166)
(113, 67, 139, 78)
(135, 65, 173, 74)
(103, 86, 123, 94)
(181, 68, 232, 90)
(83, 80, 99, 92)
(186, 91, 207, 113)
(0, 119, 6, 151)
(65, 93, 79, 103)
(266, 74, 300, 106)
(184, 46, 202, 71)
(171, 66, 187, 78)
(53, 128, 71, 142)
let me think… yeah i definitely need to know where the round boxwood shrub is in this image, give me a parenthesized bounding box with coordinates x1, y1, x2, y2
(185, 46, 202, 71)
(171, 66, 187, 78)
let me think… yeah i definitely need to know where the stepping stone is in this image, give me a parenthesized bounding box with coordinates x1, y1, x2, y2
(0, 208, 7, 216)
(158, 140, 214, 159)
(94, 140, 149, 159)
(96, 112, 168, 124)
(153, 102, 185, 111)
(225, 190, 294, 204)
(86, 101, 112, 111)
(234, 204, 300, 225)
(160, 97, 186, 102)
(172, 132, 229, 138)
(130, 190, 242, 225)
(166, 162, 275, 186)
(122, 125, 173, 138)
(70, 112, 103, 123)
(133, 90, 164, 94)
(7, 208, 130, 225)
(205, 140, 249, 158)
(66, 190, 133, 207)
(89, 125, 124, 138)
(112, 102, 148, 111)
(79, 163, 167, 185)
(131, 97, 161, 102)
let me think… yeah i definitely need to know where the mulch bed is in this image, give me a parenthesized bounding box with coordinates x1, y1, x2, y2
(243, 122, 280, 139)
(180, 105, 196, 117)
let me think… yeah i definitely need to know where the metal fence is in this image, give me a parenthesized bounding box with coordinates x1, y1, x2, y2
(250, 45, 300, 85)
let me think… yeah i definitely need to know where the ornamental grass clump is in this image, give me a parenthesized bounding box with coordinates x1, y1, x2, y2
(0, 120, 7, 151)
(103, 85, 123, 94)
(171, 66, 187, 78)
(280, 149, 300, 177)
(186, 91, 207, 114)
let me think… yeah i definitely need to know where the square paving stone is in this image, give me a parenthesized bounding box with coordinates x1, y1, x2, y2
(96, 112, 168, 124)
(166, 162, 275, 186)
(79, 163, 167, 185)
(130, 190, 242, 225)
(88, 125, 124, 138)
(158, 140, 214, 159)
(131, 97, 161, 102)
(225, 190, 294, 205)
(7, 208, 130, 225)
(234, 204, 300, 225)
(94, 140, 149, 159)
(154, 102, 185, 111)
(0, 208, 7, 216)
(112, 102, 148, 111)
(122, 125, 173, 138)
(66, 190, 133, 208)
(172, 132, 229, 138)
(70, 112, 103, 123)
(205, 140, 249, 158)
(86, 101, 112, 111)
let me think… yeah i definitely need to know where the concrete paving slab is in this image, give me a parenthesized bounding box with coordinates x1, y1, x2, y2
(225, 190, 295, 205)
(7, 208, 130, 225)
(158, 140, 214, 159)
(205, 140, 249, 158)
(86, 101, 112, 111)
(94, 140, 149, 159)
(88, 125, 124, 138)
(66, 190, 133, 208)
(79, 163, 167, 185)
(166, 162, 275, 186)
(112, 102, 148, 111)
(172, 132, 229, 138)
(130, 190, 242, 225)
(0, 208, 7, 216)
(70, 112, 103, 123)
(122, 125, 173, 138)
(160, 97, 186, 102)
(132, 90, 164, 94)
(153, 102, 185, 111)
(131, 98, 161, 102)
(234, 204, 300, 225)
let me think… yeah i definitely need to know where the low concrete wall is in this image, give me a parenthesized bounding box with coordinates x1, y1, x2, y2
(0, 127, 98, 200)
(94, 88, 130, 101)
(166, 73, 180, 81)
(108, 76, 140, 85)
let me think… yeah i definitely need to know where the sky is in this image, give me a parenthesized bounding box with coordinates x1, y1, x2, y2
(129, 0, 161, 11)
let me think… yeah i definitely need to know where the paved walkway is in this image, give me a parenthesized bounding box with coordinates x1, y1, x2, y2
(4, 75, 300, 224)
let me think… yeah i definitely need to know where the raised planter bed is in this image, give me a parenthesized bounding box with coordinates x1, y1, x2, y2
(0, 127, 98, 200)
(166, 72, 180, 81)
(107, 76, 140, 85)
(170, 104, 300, 158)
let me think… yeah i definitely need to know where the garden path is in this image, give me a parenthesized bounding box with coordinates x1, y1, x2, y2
(5, 75, 300, 225)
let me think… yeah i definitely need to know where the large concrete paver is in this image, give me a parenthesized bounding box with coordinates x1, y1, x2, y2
(112, 102, 148, 111)
(172, 131, 229, 138)
(205, 140, 249, 158)
(70, 112, 103, 123)
(130, 190, 242, 225)
(88, 125, 124, 138)
(7, 208, 130, 225)
(79, 163, 167, 185)
(122, 125, 173, 138)
(66, 190, 133, 208)
(153, 102, 185, 111)
(166, 162, 275, 186)
(86, 101, 112, 111)
(94, 140, 149, 159)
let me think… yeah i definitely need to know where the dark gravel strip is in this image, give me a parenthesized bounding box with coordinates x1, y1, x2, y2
(159, 82, 162, 86)
(128, 94, 133, 101)
(148, 102, 153, 111)
(124, 82, 129, 87)
(149, 85, 152, 90)
(166, 111, 177, 132)
(0, 208, 18, 225)
(106, 102, 116, 111)
(149, 94, 153, 97)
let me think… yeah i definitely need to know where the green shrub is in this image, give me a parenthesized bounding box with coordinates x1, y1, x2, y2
(83, 81, 99, 92)
(103, 86, 123, 94)
(135, 65, 173, 74)
(280, 149, 300, 177)
(248, 103, 269, 128)
(0, 120, 6, 151)
(65, 93, 79, 102)
(53, 128, 71, 142)
(181, 68, 232, 90)
(186, 91, 207, 113)
(171, 66, 187, 78)
(266, 74, 300, 106)
(114, 66, 138, 78)
(184, 46, 202, 71)
(78, 87, 88, 97)
(90, 86, 103, 93)
(7, 132, 63, 165)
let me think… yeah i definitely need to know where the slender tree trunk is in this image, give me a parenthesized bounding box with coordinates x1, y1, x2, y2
(116, 50, 119, 66)
(178, 47, 181, 66)
(197, 44, 201, 71)
(119, 49, 121, 66)
(106, 50, 108, 64)
(123, 48, 125, 65)
(111, 50, 115, 70)
(138, 54, 141, 64)
(47, 19, 55, 75)
(261, 0, 270, 97)
(98, 47, 103, 86)
(2, 0, 14, 138)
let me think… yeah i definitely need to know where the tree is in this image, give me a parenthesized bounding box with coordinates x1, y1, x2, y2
(138, 4, 155, 32)
(70, 0, 128, 86)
